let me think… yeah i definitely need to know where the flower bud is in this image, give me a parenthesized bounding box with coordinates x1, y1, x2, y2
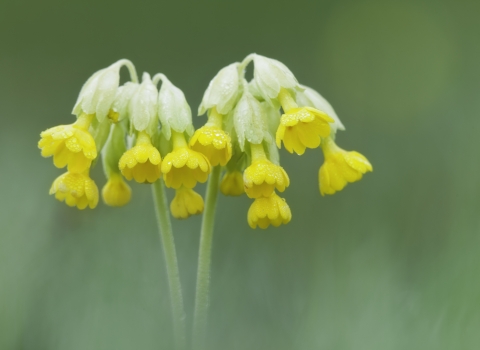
(157, 74, 194, 140)
(198, 63, 242, 116)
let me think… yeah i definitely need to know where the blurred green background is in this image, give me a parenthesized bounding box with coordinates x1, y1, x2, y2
(1, 0, 480, 349)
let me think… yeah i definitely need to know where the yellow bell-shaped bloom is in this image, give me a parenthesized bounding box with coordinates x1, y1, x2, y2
(50, 171, 99, 209)
(276, 89, 333, 155)
(247, 192, 292, 229)
(119, 132, 162, 184)
(39, 113, 97, 173)
(189, 109, 232, 166)
(102, 173, 132, 207)
(170, 187, 204, 219)
(162, 131, 211, 189)
(243, 143, 289, 198)
(319, 137, 373, 196)
(220, 171, 244, 196)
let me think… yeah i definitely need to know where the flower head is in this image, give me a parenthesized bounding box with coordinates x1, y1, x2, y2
(50, 171, 99, 209)
(102, 173, 131, 207)
(247, 192, 292, 229)
(220, 171, 244, 196)
(39, 114, 97, 173)
(162, 131, 211, 189)
(319, 137, 373, 195)
(170, 187, 204, 219)
(243, 144, 289, 198)
(119, 132, 162, 184)
(276, 90, 333, 155)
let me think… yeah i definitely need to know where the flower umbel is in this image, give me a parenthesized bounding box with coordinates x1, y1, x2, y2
(243, 143, 289, 198)
(162, 131, 211, 189)
(170, 187, 204, 219)
(220, 171, 244, 196)
(276, 89, 334, 155)
(247, 192, 292, 229)
(190, 108, 232, 166)
(50, 171, 99, 209)
(119, 131, 162, 183)
(39, 113, 97, 173)
(102, 173, 132, 207)
(319, 137, 373, 195)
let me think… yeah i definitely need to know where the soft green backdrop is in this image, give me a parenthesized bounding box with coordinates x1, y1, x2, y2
(1, 0, 479, 349)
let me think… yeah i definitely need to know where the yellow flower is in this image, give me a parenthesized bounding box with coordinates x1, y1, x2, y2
(39, 113, 97, 173)
(220, 171, 245, 196)
(162, 131, 211, 189)
(247, 192, 292, 229)
(170, 187, 204, 219)
(276, 89, 333, 155)
(102, 173, 132, 207)
(119, 132, 162, 184)
(189, 109, 232, 166)
(50, 171, 99, 209)
(243, 144, 289, 198)
(319, 137, 373, 196)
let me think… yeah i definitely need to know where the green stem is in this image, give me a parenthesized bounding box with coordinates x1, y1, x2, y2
(192, 166, 222, 349)
(152, 180, 187, 350)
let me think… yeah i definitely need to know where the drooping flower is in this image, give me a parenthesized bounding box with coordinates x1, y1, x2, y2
(319, 137, 373, 195)
(276, 89, 333, 155)
(247, 192, 292, 229)
(243, 143, 289, 198)
(170, 187, 204, 219)
(102, 173, 132, 207)
(190, 108, 232, 166)
(161, 131, 211, 189)
(119, 131, 162, 184)
(220, 170, 244, 196)
(50, 171, 99, 209)
(39, 113, 97, 173)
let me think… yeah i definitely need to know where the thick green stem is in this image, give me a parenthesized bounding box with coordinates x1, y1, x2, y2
(192, 166, 222, 349)
(152, 180, 187, 350)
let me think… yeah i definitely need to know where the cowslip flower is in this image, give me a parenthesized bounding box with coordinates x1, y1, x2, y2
(119, 131, 162, 184)
(220, 171, 244, 196)
(243, 143, 289, 198)
(39, 113, 97, 173)
(102, 173, 132, 207)
(50, 171, 99, 209)
(319, 137, 373, 195)
(170, 187, 204, 219)
(161, 131, 211, 189)
(247, 192, 292, 229)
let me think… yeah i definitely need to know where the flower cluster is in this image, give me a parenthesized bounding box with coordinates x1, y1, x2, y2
(196, 54, 372, 228)
(39, 60, 207, 218)
(39, 54, 372, 228)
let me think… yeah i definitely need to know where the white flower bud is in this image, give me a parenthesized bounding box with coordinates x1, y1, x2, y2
(252, 54, 300, 101)
(233, 90, 269, 150)
(72, 61, 125, 122)
(296, 85, 345, 133)
(198, 63, 241, 116)
(129, 73, 158, 135)
(157, 74, 194, 140)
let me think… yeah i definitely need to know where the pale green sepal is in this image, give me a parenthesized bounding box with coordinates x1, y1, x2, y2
(111, 82, 139, 122)
(102, 122, 127, 177)
(157, 74, 194, 140)
(297, 85, 345, 133)
(233, 91, 268, 151)
(198, 62, 242, 116)
(129, 72, 158, 135)
(252, 54, 301, 101)
(72, 61, 124, 122)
